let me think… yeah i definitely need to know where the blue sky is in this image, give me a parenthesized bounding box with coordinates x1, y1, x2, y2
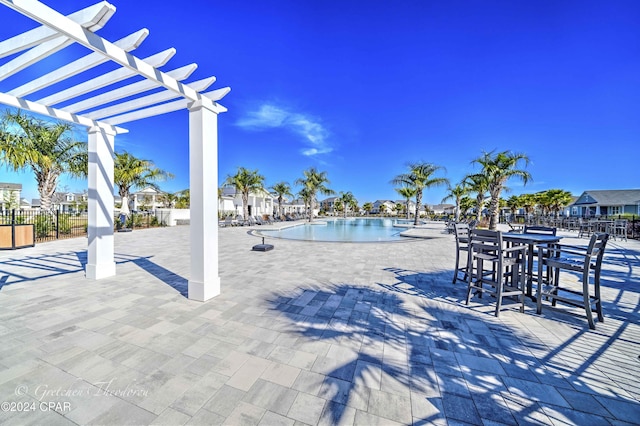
(1, 0, 639, 205)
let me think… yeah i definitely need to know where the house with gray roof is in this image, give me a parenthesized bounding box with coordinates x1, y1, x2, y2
(0, 182, 22, 211)
(569, 189, 640, 217)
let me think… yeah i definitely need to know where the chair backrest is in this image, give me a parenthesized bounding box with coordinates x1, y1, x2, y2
(587, 232, 609, 270)
(453, 222, 470, 247)
(469, 229, 503, 254)
(524, 225, 557, 236)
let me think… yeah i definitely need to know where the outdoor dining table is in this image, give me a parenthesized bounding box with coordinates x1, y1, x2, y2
(502, 232, 563, 298)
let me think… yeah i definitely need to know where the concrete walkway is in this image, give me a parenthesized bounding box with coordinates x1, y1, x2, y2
(0, 222, 638, 425)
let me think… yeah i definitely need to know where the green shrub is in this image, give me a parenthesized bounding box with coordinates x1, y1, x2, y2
(58, 214, 72, 235)
(34, 214, 52, 238)
(150, 215, 159, 227)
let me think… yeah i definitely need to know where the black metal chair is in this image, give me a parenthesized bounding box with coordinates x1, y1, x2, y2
(536, 232, 609, 330)
(466, 229, 527, 317)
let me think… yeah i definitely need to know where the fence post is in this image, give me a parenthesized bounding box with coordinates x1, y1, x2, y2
(11, 208, 15, 224)
(55, 209, 60, 239)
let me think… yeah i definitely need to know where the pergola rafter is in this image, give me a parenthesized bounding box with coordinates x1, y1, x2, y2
(0, 0, 228, 301)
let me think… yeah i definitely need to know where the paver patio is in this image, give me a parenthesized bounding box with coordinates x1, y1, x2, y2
(0, 222, 638, 425)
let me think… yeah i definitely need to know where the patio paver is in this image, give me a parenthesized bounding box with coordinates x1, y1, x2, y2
(0, 222, 638, 425)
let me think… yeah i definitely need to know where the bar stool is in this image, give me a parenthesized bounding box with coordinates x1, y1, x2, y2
(536, 233, 609, 330)
(452, 222, 470, 284)
(466, 229, 527, 316)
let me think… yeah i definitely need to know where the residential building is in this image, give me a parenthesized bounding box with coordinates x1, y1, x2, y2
(0, 182, 21, 211)
(131, 187, 166, 211)
(220, 187, 274, 218)
(428, 203, 455, 215)
(320, 197, 339, 215)
(569, 189, 640, 217)
(32, 191, 88, 212)
(372, 200, 396, 215)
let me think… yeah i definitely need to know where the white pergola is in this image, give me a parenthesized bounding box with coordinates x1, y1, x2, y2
(0, 0, 229, 301)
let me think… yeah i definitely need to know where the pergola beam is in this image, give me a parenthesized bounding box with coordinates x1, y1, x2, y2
(2, 0, 220, 111)
(9, 29, 149, 97)
(36, 48, 175, 106)
(85, 76, 216, 120)
(64, 63, 197, 114)
(104, 88, 229, 125)
(0, 1, 114, 58)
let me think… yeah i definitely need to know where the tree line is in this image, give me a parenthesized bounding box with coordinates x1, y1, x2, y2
(2, 110, 575, 231)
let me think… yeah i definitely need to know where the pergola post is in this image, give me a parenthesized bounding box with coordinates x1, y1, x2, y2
(188, 100, 220, 301)
(86, 125, 116, 280)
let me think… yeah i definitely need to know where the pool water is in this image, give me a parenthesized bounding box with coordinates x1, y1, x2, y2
(256, 218, 407, 242)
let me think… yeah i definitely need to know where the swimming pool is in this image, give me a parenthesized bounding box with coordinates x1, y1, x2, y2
(255, 218, 408, 242)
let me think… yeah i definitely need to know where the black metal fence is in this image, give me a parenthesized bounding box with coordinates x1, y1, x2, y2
(501, 214, 640, 240)
(0, 209, 170, 244)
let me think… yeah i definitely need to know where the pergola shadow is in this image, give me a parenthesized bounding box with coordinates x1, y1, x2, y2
(0, 250, 188, 297)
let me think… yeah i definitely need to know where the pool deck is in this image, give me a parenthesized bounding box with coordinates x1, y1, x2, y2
(0, 222, 639, 425)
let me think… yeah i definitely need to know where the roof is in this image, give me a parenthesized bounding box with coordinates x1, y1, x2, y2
(0, 182, 22, 190)
(572, 189, 640, 206)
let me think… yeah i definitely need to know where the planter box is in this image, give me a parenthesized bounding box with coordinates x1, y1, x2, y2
(0, 224, 35, 250)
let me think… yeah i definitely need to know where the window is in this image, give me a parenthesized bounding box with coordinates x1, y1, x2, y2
(609, 206, 621, 216)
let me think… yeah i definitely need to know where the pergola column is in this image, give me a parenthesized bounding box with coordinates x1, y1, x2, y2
(86, 125, 116, 280)
(188, 100, 220, 301)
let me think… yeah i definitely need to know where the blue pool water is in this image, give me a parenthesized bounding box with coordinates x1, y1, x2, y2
(256, 218, 407, 242)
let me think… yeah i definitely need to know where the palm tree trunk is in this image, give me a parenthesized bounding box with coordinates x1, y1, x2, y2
(37, 170, 58, 212)
(489, 190, 501, 230)
(309, 197, 315, 222)
(414, 191, 422, 226)
(242, 193, 249, 221)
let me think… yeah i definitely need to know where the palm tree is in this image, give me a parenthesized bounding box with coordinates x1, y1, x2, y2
(519, 193, 537, 220)
(0, 111, 87, 212)
(379, 203, 387, 216)
(295, 167, 334, 222)
(471, 150, 531, 230)
(395, 186, 417, 220)
(175, 189, 190, 209)
(506, 195, 522, 222)
(298, 187, 312, 219)
(541, 189, 573, 218)
(160, 192, 179, 208)
(114, 151, 173, 216)
(337, 191, 356, 218)
(391, 162, 449, 225)
(459, 195, 475, 219)
(362, 202, 373, 216)
(223, 167, 266, 221)
(441, 183, 467, 222)
(270, 182, 293, 219)
(462, 173, 489, 223)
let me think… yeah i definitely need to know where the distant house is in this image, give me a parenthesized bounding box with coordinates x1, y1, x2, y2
(131, 187, 166, 211)
(394, 199, 417, 216)
(429, 203, 455, 215)
(569, 189, 640, 217)
(372, 200, 396, 215)
(281, 198, 308, 216)
(220, 187, 274, 217)
(0, 182, 22, 211)
(320, 197, 339, 215)
(32, 191, 88, 212)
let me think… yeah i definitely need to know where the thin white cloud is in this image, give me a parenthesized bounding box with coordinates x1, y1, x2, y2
(236, 104, 332, 157)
